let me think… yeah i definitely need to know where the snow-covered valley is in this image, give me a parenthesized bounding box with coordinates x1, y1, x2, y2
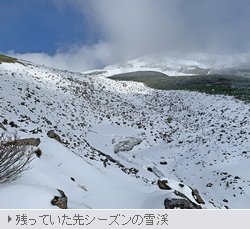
(1, 54, 250, 209)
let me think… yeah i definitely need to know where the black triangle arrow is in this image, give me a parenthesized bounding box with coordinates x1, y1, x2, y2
(8, 216, 12, 223)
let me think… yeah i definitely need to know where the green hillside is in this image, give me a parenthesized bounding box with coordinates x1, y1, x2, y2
(0, 54, 18, 64)
(110, 71, 250, 102)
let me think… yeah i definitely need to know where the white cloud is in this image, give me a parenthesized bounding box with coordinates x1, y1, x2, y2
(79, 0, 186, 60)
(12, 0, 186, 71)
(9, 41, 114, 72)
(10, 0, 250, 72)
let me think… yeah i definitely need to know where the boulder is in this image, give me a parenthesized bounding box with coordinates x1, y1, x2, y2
(158, 179, 172, 190)
(5, 138, 41, 147)
(191, 188, 205, 204)
(2, 119, 8, 125)
(164, 190, 202, 209)
(160, 161, 167, 165)
(34, 148, 42, 158)
(9, 121, 19, 128)
(47, 130, 56, 138)
(51, 189, 68, 209)
(164, 198, 202, 209)
(166, 117, 173, 123)
(47, 130, 62, 143)
(113, 137, 142, 154)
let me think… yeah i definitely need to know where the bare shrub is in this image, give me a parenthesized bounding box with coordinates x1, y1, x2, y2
(0, 132, 35, 183)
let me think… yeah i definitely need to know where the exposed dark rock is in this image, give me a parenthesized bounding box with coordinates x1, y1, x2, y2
(83, 138, 125, 168)
(51, 189, 68, 209)
(47, 130, 56, 138)
(164, 190, 202, 209)
(166, 117, 172, 123)
(174, 190, 202, 208)
(160, 161, 167, 165)
(5, 138, 41, 147)
(34, 148, 42, 158)
(47, 130, 62, 143)
(2, 119, 8, 125)
(207, 183, 213, 187)
(147, 167, 153, 172)
(158, 179, 172, 190)
(71, 177, 75, 181)
(30, 128, 42, 134)
(191, 188, 205, 204)
(46, 120, 52, 125)
(164, 198, 202, 209)
(103, 158, 108, 168)
(9, 121, 19, 128)
(128, 168, 139, 174)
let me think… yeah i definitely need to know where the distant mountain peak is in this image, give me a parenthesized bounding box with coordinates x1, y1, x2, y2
(103, 51, 250, 77)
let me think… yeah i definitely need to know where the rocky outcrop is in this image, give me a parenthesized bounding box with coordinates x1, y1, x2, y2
(83, 139, 125, 168)
(158, 177, 204, 209)
(191, 188, 205, 204)
(47, 130, 62, 143)
(164, 198, 202, 209)
(9, 121, 19, 128)
(164, 190, 202, 209)
(113, 137, 142, 154)
(4, 138, 41, 147)
(51, 189, 68, 209)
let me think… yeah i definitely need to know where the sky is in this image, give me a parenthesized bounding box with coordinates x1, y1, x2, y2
(1, 0, 250, 72)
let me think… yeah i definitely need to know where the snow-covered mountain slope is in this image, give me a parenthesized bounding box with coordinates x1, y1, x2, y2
(1, 56, 250, 209)
(103, 51, 250, 77)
